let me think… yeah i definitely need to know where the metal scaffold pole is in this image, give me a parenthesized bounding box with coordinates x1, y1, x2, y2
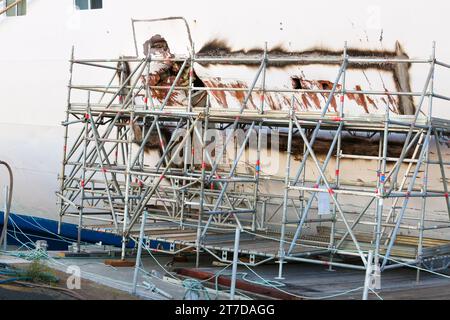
(230, 227, 241, 300)
(58, 46, 75, 235)
(417, 42, 437, 282)
(132, 211, 147, 295)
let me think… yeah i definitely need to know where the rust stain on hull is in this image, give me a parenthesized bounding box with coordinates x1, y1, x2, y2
(203, 79, 229, 108)
(204, 79, 261, 109)
(196, 75, 401, 114)
(140, 37, 414, 115)
(196, 40, 414, 115)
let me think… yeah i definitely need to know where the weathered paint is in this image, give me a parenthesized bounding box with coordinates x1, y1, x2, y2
(189, 41, 412, 114)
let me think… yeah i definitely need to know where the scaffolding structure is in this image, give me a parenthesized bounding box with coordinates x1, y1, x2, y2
(57, 41, 450, 281)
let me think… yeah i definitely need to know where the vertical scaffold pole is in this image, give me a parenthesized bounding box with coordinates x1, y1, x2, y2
(374, 59, 391, 270)
(230, 227, 241, 300)
(196, 95, 210, 268)
(78, 91, 90, 253)
(122, 109, 135, 260)
(362, 250, 374, 300)
(181, 45, 196, 229)
(329, 42, 347, 269)
(252, 44, 267, 232)
(277, 95, 294, 280)
(132, 211, 147, 295)
(417, 42, 436, 282)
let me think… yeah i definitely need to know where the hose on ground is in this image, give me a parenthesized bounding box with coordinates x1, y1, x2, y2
(0, 277, 30, 285)
(0, 161, 13, 247)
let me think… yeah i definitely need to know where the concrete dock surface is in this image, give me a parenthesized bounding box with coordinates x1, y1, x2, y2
(27, 253, 450, 300)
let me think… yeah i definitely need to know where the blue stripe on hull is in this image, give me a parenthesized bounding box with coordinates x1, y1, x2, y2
(0, 212, 135, 250)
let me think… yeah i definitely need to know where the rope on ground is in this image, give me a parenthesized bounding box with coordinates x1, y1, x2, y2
(182, 279, 211, 300)
(242, 263, 364, 300)
(3, 227, 144, 295)
(369, 288, 384, 300)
